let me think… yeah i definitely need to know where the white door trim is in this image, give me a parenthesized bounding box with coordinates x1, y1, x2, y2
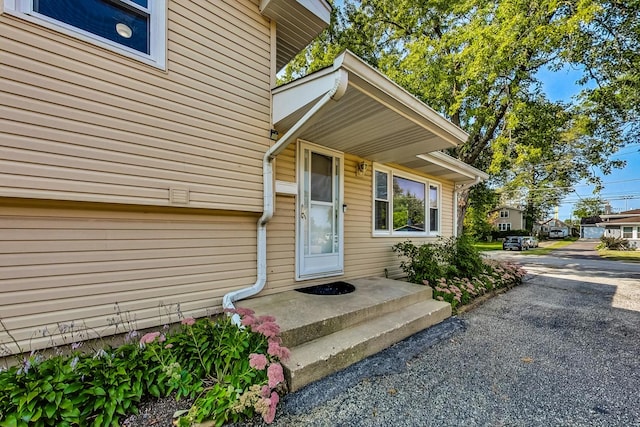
(295, 140, 345, 281)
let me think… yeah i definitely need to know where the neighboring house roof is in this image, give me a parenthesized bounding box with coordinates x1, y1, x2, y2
(598, 217, 640, 225)
(490, 206, 524, 213)
(538, 218, 570, 228)
(272, 50, 487, 184)
(580, 216, 603, 225)
(597, 209, 640, 226)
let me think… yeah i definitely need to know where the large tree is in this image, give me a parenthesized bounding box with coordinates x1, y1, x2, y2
(282, 0, 632, 234)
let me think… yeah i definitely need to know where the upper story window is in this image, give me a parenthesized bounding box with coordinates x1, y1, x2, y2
(5, 0, 166, 68)
(373, 166, 441, 236)
(500, 210, 509, 218)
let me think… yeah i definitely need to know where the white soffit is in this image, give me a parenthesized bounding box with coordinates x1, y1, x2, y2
(260, 0, 331, 71)
(272, 50, 471, 170)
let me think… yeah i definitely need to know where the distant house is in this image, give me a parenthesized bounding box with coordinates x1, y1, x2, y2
(490, 206, 526, 232)
(535, 218, 570, 238)
(580, 216, 605, 239)
(598, 209, 640, 248)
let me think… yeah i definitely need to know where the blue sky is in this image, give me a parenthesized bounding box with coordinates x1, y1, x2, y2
(537, 66, 640, 219)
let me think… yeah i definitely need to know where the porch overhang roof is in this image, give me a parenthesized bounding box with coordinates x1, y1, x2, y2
(272, 51, 475, 179)
(260, 0, 332, 71)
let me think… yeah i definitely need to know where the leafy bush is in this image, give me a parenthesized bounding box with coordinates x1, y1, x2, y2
(0, 310, 289, 427)
(392, 238, 526, 311)
(597, 236, 631, 250)
(392, 236, 485, 285)
(491, 229, 529, 240)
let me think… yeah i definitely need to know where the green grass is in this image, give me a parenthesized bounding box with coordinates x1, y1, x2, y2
(472, 241, 503, 251)
(523, 239, 576, 255)
(598, 249, 640, 263)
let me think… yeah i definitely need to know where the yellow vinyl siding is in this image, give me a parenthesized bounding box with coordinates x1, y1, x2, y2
(265, 145, 457, 294)
(0, 0, 270, 212)
(0, 201, 258, 353)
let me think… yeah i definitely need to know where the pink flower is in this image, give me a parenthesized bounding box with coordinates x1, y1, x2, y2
(165, 343, 174, 349)
(261, 385, 271, 398)
(241, 315, 257, 328)
(181, 317, 196, 326)
(235, 307, 255, 316)
(267, 340, 291, 361)
(255, 321, 281, 338)
(249, 353, 268, 370)
(258, 315, 276, 323)
(139, 331, 161, 345)
(263, 391, 280, 423)
(267, 362, 284, 388)
(157, 334, 166, 343)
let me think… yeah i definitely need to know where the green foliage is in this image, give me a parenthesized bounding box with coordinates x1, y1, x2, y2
(572, 197, 605, 219)
(597, 236, 631, 251)
(0, 314, 289, 426)
(392, 238, 526, 311)
(283, 0, 634, 234)
(464, 183, 500, 241)
(0, 344, 152, 427)
(392, 236, 485, 285)
(491, 229, 529, 240)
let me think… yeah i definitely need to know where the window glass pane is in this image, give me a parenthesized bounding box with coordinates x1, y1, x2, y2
(375, 171, 388, 200)
(430, 208, 438, 232)
(393, 176, 425, 231)
(623, 226, 633, 238)
(310, 153, 332, 202)
(130, 0, 148, 7)
(375, 200, 388, 230)
(34, 0, 150, 54)
(309, 204, 334, 254)
(429, 185, 438, 232)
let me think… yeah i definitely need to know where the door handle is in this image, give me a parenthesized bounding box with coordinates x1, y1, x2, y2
(300, 204, 306, 219)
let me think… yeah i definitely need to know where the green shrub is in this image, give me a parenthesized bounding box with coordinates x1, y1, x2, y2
(392, 237, 526, 312)
(597, 235, 631, 250)
(0, 311, 289, 426)
(392, 237, 485, 285)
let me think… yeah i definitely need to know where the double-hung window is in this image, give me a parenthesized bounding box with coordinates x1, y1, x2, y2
(5, 0, 166, 68)
(623, 226, 633, 239)
(500, 210, 509, 218)
(373, 166, 440, 236)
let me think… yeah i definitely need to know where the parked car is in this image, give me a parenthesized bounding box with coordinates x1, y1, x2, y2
(548, 229, 564, 239)
(523, 236, 539, 248)
(503, 236, 529, 251)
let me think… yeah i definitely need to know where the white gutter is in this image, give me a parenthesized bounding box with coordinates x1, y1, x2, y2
(453, 176, 482, 237)
(222, 69, 349, 325)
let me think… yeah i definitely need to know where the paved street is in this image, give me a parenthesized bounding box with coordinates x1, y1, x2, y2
(252, 240, 640, 426)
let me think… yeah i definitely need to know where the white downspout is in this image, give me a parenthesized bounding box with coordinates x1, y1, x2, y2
(453, 176, 481, 237)
(222, 70, 349, 325)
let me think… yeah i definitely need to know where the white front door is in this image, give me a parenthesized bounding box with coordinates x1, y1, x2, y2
(297, 142, 344, 280)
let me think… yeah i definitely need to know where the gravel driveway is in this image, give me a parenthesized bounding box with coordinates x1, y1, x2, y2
(243, 248, 640, 426)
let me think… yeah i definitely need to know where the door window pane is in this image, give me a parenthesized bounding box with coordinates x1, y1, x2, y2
(311, 153, 332, 202)
(309, 205, 334, 254)
(393, 176, 425, 231)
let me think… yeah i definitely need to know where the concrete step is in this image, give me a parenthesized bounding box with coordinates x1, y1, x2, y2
(241, 277, 434, 348)
(283, 298, 451, 392)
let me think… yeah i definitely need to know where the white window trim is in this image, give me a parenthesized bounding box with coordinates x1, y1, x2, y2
(498, 223, 512, 231)
(500, 210, 509, 218)
(372, 164, 441, 237)
(3, 0, 167, 69)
